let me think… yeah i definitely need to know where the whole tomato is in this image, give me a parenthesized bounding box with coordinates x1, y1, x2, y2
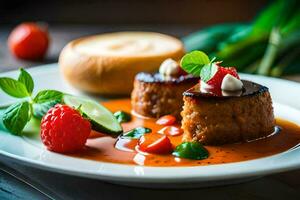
(8, 22, 49, 60)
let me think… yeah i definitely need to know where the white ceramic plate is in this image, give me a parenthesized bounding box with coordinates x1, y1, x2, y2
(1, 64, 300, 188)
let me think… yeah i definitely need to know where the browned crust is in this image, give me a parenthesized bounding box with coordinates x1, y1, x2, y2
(181, 91, 275, 145)
(131, 75, 198, 119)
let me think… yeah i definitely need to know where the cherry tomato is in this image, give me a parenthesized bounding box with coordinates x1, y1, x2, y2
(159, 125, 183, 136)
(8, 22, 49, 60)
(138, 134, 173, 154)
(156, 115, 176, 126)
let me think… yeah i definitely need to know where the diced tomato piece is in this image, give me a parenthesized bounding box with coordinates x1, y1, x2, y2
(158, 125, 183, 136)
(138, 134, 173, 154)
(156, 115, 176, 126)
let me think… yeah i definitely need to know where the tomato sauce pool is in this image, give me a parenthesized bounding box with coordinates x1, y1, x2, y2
(68, 99, 300, 167)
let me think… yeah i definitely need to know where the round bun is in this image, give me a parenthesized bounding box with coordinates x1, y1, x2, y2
(59, 32, 185, 95)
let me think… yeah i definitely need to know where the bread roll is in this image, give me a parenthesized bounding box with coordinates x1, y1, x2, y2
(59, 32, 185, 95)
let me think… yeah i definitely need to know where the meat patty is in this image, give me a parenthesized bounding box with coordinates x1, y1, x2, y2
(181, 80, 275, 145)
(131, 72, 198, 119)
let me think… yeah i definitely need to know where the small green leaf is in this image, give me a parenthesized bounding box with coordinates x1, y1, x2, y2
(32, 90, 63, 119)
(33, 90, 63, 103)
(18, 68, 34, 94)
(200, 62, 219, 82)
(172, 141, 209, 160)
(122, 127, 151, 139)
(114, 111, 131, 123)
(2, 102, 30, 135)
(180, 51, 210, 76)
(33, 100, 61, 119)
(0, 78, 29, 98)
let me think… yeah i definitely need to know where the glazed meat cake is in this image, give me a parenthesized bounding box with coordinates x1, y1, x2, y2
(131, 72, 198, 119)
(181, 80, 275, 145)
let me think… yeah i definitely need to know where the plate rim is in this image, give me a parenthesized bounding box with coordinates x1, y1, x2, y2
(1, 63, 300, 183)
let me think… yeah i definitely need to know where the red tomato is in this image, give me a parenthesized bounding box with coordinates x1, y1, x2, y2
(138, 134, 173, 154)
(159, 125, 183, 136)
(156, 115, 176, 126)
(8, 22, 49, 60)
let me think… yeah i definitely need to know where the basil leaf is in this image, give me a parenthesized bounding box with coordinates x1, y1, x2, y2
(18, 68, 34, 95)
(33, 100, 60, 119)
(114, 111, 131, 123)
(200, 63, 218, 82)
(33, 90, 63, 103)
(172, 142, 209, 160)
(0, 107, 7, 131)
(0, 77, 29, 98)
(2, 102, 30, 135)
(180, 51, 210, 76)
(122, 127, 151, 139)
(32, 90, 63, 119)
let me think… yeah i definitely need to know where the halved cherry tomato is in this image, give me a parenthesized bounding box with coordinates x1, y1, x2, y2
(156, 115, 176, 126)
(158, 125, 183, 136)
(8, 22, 49, 60)
(138, 134, 173, 154)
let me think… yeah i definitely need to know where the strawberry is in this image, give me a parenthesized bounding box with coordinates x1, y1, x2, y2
(40, 104, 91, 153)
(207, 66, 239, 89)
(224, 67, 240, 79)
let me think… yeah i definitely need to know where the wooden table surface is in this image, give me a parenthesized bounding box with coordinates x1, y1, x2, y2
(1, 24, 300, 200)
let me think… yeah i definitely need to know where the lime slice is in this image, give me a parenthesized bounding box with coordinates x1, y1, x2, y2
(63, 95, 122, 134)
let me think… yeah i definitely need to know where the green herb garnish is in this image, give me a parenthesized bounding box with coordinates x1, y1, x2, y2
(2, 102, 31, 135)
(122, 127, 151, 139)
(200, 62, 219, 83)
(180, 50, 221, 83)
(33, 90, 64, 119)
(114, 111, 131, 123)
(172, 141, 209, 160)
(0, 68, 63, 135)
(180, 50, 210, 76)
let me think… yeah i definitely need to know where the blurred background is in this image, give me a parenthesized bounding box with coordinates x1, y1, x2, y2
(1, 0, 299, 77)
(1, 0, 267, 25)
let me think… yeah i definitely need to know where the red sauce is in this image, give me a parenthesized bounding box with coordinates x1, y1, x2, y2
(68, 99, 300, 167)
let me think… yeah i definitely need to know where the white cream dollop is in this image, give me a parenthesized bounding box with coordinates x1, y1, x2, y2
(159, 58, 180, 76)
(221, 74, 243, 91)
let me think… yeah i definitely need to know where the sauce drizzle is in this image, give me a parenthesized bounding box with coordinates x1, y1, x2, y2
(68, 99, 300, 167)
